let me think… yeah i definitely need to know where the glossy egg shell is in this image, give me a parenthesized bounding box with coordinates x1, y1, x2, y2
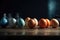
(38, 18, 47, 28)
(33, 18, 39, 28)
(33, 18, 38, 26)
(28, 19, 36, 28)
(45, 19, 50, 28)
(18, 18, 25, 27)
(8, 18, 16, 24)
(12, 18, 16, 24)
(50, 18, 59, 28)
(0, 18, 8, 25)
(0, 17, 8, 28)
(25, 17, 31, 27)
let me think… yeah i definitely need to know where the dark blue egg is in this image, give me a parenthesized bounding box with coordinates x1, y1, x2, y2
(0, 17, 8, 26)
(17, 18, 25, 27)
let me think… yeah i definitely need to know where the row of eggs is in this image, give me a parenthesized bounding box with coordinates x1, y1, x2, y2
(0, 15, 59, 28)
(25, 17, 59, 28)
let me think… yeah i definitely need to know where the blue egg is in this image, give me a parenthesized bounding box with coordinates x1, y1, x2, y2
(0, 17, 8, 26)
(17, 18, 25, 27)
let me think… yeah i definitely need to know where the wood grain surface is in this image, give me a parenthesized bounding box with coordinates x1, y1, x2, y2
(0, 27, 60, 36)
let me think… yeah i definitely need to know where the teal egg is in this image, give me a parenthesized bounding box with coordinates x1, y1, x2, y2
(17, 18, 25, 27)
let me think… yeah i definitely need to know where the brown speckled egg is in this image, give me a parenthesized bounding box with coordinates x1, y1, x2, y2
(28, 19, 36, 28)
(38, 18, 47, 28)
(50, 18, 59, 28)
(25, 17, 31, 28)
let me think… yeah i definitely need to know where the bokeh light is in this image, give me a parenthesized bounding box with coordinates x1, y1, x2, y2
(48, 0, 56, 19)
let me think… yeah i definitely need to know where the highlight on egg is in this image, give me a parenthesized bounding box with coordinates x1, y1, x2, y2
(50, 18, 59, 28)
(12, 18, 17, 24)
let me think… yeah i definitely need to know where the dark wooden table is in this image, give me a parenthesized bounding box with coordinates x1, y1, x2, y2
(0, 27, 60, 36)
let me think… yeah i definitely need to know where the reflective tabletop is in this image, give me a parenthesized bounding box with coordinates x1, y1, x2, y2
(0, 27, 60, 36)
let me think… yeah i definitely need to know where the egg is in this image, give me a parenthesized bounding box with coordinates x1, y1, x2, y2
(17, 18, 25, 28)
(50, 18, 59, 28)
(33, 18, 38, 26)
(12, 18, 16, 24)
(25, 17, 31, 28)
(38, 18, 47, 28)
(28, 19, 36, 28)
(56, 18, 60, 26)
(33, 18, 38, 28)
(0, 17, 8, 27)
(8, 18, 17, 28)
(45, 19, 50, 28)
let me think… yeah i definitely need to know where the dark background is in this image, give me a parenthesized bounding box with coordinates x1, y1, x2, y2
(0, 0, 60, 19)
(0, 0, 48, 19)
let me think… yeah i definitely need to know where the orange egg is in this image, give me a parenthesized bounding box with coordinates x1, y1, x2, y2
(38, 18, 47, 28)
(25, 17, 31, 28)
(45, 19, 50, 28)
(50, 18, 59, 28)
(28, 19, 36, 28)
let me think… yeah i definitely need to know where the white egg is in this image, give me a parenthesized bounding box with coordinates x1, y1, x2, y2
(12, 18, 17, 24)
(33, 18, 38, 26)
(51, 18, 59, 28)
